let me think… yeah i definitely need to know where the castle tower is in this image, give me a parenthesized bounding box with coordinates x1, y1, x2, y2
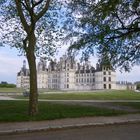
(95, 54, 116, 90)
(23, 60, 26, 70)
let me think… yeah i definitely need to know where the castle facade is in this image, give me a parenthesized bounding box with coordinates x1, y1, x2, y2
(17, 54, 117, 90)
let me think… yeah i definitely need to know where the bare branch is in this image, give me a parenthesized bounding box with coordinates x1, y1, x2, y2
(24, 0, 32, 11)
(22, 0, 36, 25)
(106, 28, 140, 40)
(32, 0, 44, 8)
(15, 0, 30, 34)
(35, 0, 51, 22)
(21, 1, 28, 11)
(114, 12, 125, 28)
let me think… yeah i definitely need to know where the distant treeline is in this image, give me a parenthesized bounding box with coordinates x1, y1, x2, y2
(0, 81, 16, 88)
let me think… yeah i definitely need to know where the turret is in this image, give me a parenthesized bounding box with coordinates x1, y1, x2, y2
(23, 60, 26, 70)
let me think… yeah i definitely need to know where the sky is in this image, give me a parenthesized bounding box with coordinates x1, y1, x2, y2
(0, 46, 140, 84)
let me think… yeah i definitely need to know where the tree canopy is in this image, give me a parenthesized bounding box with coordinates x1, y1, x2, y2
(0, 0, 64, 58)
(66, 0, 140, 71)
(0, 0, 66, 116)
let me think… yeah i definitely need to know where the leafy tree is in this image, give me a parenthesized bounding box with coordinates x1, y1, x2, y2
(137, 84, 140, 90)
(0, 0, 65, 116)
(66, 0, 140, 71)
(135, 82, 140, 90)
(0, 81, 16, 88)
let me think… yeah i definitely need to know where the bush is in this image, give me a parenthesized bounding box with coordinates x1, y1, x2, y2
(0, 83, 16, 88)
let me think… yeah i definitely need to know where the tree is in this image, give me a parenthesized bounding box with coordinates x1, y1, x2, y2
(0, 81, 16, 88)
(135, 81, 140, 90)
(137, 84, 140, 90)
(0, 0, 64, 116)
(66, 0, 140, 71)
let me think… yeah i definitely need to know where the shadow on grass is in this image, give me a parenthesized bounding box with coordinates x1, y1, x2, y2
(0, 100, 128, 122)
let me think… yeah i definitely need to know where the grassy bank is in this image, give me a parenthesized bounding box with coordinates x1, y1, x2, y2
(0, 100, 127, 122)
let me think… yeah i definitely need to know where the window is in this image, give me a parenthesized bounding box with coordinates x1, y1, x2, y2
(67, 84, 69, 88)
(109, 71, 111, 75)
(109, 84, 111, 89)
(67, 78, 69, 82)
(109, 77, 111, 81)
(103, 72, 106, 75)
(103, 77, 106, 82)
(104, 84, 106, 89)
(93, 78, 95, 82)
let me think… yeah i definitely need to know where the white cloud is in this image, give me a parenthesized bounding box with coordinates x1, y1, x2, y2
(0, 48, 25, 83)
(116, 66, 140, 83)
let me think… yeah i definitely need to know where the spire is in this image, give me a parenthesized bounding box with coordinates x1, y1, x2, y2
(23, 60, 26, 70)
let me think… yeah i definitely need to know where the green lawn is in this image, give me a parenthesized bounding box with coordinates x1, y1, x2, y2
(0, 100, 127, 122)
(113, 102, 140, 110)
(0, 88, 23, 93)
(15, 90, 140, 100)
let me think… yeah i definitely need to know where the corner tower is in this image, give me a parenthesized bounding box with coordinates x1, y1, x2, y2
(95, 54, 116, 89)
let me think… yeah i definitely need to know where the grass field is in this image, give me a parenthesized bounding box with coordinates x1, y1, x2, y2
(0, 100, 127, 122)
(13, 90, 140, 100)
(0, 88, 23, 93)
(113, 102, 140, 110)
(1, 90, 140, 122)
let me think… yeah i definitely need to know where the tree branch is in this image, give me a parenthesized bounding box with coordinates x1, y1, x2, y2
(105, 28, 140, 40)
(35, 0, 51, 22)
(21, 1, 28, 11)
(23, 36, 28, 51)
(32, 0, 44, 8)
(15, 0, 30, 34)
(114, 12, 125, 28)
(25, 0, 31, 9)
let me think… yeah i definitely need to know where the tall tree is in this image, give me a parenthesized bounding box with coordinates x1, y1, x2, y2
(0, 0, 64, 116)
(66, 0, 140, 71)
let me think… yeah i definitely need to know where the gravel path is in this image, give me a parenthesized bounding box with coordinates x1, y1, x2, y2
(0, 96, 15, 100)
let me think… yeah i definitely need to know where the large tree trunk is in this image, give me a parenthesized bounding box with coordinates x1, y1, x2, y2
(26, 33, 38, 116)
(14, 0, 51, 116)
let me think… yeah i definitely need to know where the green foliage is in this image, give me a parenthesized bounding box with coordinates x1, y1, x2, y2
(136, 84, 140, 90)
(67, 0, 140, 71)
(0, 0, 68, 116)
(135, 81, 140, 90)
(0, 82, 16, 88)
(0, 84, 16, 88)
(0, 0, 64, 57)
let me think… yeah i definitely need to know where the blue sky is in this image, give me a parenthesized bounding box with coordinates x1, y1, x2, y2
(0, 46, 140, 84)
